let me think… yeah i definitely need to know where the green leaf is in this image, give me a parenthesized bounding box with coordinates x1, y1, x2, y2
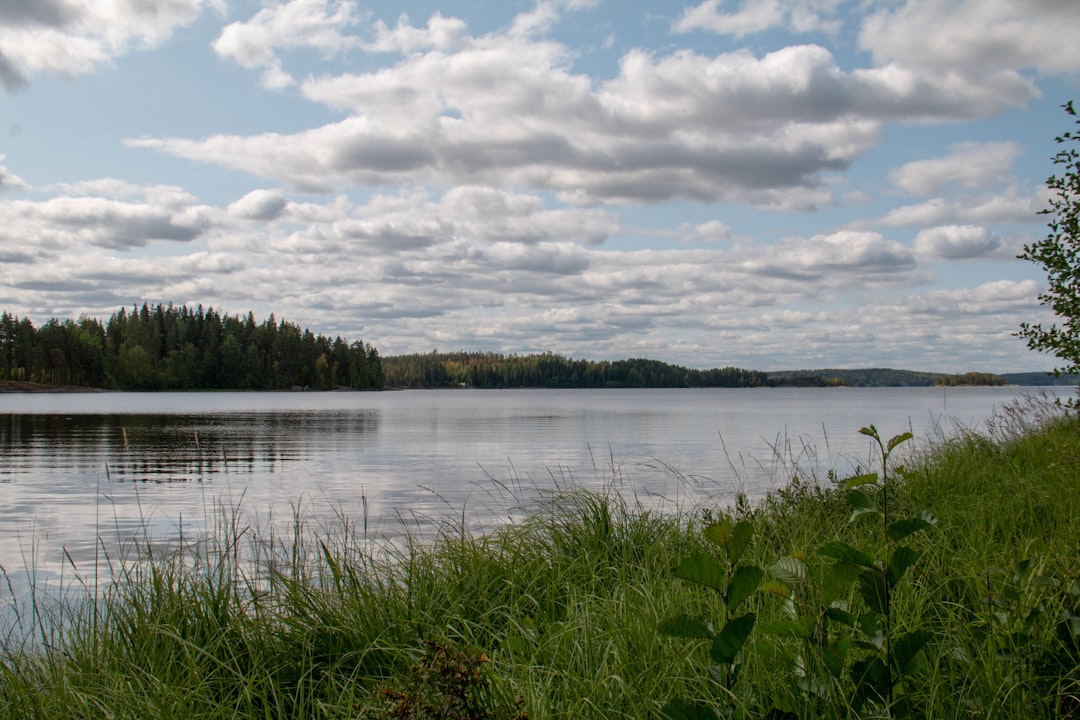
(859, 612, 880, 642)
(824, 607, 857, 627)
(824, 636, 851, 679)
(858, 425, 879, 440)
(727, 565, 764, 611)
(893, 696, 918, 719)
(846, 487, 879, 511)
(848, 507, 881, 524)
(675, 553, 728, 593)
(841, 472, 879, 490)
(950, 645, 972, 666)
(730, 520, 755, 564)
(858, 568, 888, 615)
(851, 656, 889, 708)
(846, 487, 881, 523)
(758, 620, 811, 638)
(886, 431, 913, 452)
(702, 520, 732, 549)
(658, 614, 714, 639)
(661, 698, 720, 720)
(770, 555, 807, 585)
(822, 561, 862, 605)
(759, 580, 791, 598)
(818, 542, 876, 569)
(892, 630, 932, 675)
(752, 637, 794, 668)
(886, 515, 933, 543)
(1012, 558, 1036, 584)
(886, 546, 918, 589)
(711, 613, 756, 664)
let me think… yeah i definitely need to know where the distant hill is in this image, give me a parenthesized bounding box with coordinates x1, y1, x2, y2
(998, 371, 1080, 386)
(770, 368, 1078, 387)
(767, 368, 941, 387)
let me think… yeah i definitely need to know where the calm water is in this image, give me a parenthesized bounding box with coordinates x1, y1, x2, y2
(0, 386, 1061, 610)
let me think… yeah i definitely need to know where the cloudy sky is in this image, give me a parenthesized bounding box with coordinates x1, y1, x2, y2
(1, 0, 1077, 372)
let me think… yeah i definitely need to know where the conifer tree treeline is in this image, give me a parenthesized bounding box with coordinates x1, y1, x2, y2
(380, 350, 772, 388)
(380, 352, 1016, 389)
(0, 304, 383, 390)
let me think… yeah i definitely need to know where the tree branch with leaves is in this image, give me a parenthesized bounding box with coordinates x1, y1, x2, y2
(1017, 101, 1080, 387)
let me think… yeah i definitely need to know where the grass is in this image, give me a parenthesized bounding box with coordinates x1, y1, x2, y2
(0, 399, 1078, 718)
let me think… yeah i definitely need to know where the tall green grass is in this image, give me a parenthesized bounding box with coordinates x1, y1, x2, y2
(0, 400, 1077, 719)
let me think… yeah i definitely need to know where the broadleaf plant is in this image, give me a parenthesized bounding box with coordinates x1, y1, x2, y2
(660, 517, 764, 719)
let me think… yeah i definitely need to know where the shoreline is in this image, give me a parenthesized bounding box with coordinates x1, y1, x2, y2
(0, 380, 106, 393)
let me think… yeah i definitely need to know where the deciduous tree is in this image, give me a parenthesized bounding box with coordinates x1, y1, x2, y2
(1018, 101, 1080, 382)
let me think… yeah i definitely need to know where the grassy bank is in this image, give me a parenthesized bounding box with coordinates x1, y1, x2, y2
(1, 401, 1077, 719)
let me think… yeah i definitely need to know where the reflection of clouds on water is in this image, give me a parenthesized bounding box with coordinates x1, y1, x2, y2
(0, 387, 1060, 636)
(0, 407, 384, 622)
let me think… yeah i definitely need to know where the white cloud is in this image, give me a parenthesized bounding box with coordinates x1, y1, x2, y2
(271, 187, 616, 256)
(477, 241, 591, 275)
(2, 175, 1049, 371)
(741, 231, 918, 282)
(365, 12, 468, 53)
(131, 42, 867, 204)
(905, 279, 1040, 317)
(133, 0, 1059, 207)
(878, 188, 1047, 227)
(228, 189, 288, 221)
(849, 62, 1037, 122)
(860, 0, 1080, 77)
(0, 189, 213, 253)
(673, 0, 844, 37)
(5, 2, 1067, 372)
(890, 142, 1021, 195)
(677, 0, 1075, 123)
(45, 178, 198, 207)
(0, 0, 223, 91)
(914, 224, 1004, 260)
(674, 0, 785, 36)
(213, 0, 363, 89)
(0, 156, 27, 190)
(680, 220, 734, 243)
(0, 1, 76, 27)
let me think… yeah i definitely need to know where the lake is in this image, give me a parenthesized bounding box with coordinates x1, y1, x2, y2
(0, 386, 1063, 617)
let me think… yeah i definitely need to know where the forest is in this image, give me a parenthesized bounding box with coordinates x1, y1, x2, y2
(0, 306, 1034, 392)
(770, 367, 1011, 387)
(0, 304, 384, 391)
(384, 351, 822, 388)
(381, 352, 1018, 389)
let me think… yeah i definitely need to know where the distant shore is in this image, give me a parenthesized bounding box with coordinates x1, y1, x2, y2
(0, 379, 1061, 393)
(0, 380, 105, 393)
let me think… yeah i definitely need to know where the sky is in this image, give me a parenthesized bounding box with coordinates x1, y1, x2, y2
(1, 0, 1078, 373)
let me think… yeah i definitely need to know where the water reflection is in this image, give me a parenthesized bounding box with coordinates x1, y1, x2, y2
(1, 411, 380, 484)
(0, 386, 1059, 637)
(0, 409, 383, 613)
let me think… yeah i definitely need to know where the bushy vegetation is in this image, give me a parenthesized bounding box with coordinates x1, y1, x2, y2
(0, 303, 383, 390)
(0, 402, 1077, 719)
